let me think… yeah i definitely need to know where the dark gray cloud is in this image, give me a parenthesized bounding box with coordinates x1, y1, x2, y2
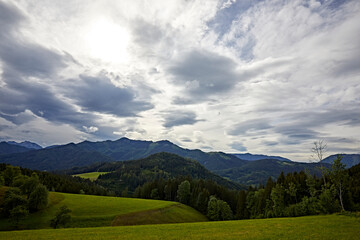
(169, 50, 240, 102)
(0, 1, 154, 139)
(65, 74, 154, 117)
(0, 1, 93, 130)
(262, 140, 278, 146)
(0, 1, 24, 35)
(131, 18, 163, 47)
(0, 74, 91, 126)
(275, 126, 319, 140)
(229, 141, 247, 152)
(228, 118, 272, 135)
(273, 108, 360, 143)
(0, 2, 65, 77)
(163, 110, 201, 128)
(0, 41, 66, 77)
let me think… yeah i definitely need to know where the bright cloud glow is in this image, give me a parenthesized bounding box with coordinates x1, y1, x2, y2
(84, 18, 130, 63)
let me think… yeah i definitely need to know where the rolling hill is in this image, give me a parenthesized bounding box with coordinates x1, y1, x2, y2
(0, 189, 207, 231)
(323, 154, 360, 168)
(67, 152, 244, 193)
(233, 153, 292, 162)
(214, 159, 327, 185)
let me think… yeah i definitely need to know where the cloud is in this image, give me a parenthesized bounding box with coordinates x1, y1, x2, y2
(82, 126, 98, 133)
(169, 50, 240, 102)
(65, 74, 154, 117)
(0, 2, 66, 78)
(162, 110, 202, 128)
(0, 1, 24, 34)
(228, 118, 272, 136)
(229, 141, 247, 152)
(1, 0, 359, 159)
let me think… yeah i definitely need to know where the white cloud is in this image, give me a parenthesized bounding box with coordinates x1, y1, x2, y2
(1, 0, 359, 161)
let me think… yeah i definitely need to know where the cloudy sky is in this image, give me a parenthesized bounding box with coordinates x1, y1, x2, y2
(0, 0, 359, 161)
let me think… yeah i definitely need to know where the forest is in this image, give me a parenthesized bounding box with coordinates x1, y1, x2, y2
(0, 155, 359, 224)
(128, 155, 360, 220)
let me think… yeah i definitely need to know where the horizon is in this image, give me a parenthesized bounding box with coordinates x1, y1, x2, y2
(1, 0, 359, 162)
(4, 137, 359, 163)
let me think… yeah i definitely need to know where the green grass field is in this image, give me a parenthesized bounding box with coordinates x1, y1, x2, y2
(0, 214, 359, 239)
(72, 172, 110, 180)
(0, 191, 207, 230)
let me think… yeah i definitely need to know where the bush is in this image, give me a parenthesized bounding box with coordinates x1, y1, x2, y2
(50, 205, 72, 229)
(28, 184, 48, 212)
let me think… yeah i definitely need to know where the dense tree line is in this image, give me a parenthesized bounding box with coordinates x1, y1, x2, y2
(90, 152, 242, 196)
(0, 164, 111, 196)
(0, 166, 49, 227)
(131, 155, 360, 221)
(0, 164, 111, 227)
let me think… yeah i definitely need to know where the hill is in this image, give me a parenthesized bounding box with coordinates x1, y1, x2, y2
(66, 152, 243, 193)
(233, 153, 292, 162)
(213, 159, 327, 185)
(323, 154, 360, 168)
(0, 142, 32, 155)
(76, 138, 247, 171)
(6, 141, 42, 150)
(0, 138, 246, 172)
(0, 190, 207, 230)
(0, 214, 358, 240)
(0, 143, 113, 171)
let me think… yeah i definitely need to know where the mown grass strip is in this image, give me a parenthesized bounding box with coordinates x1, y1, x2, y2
(0, 214, 359, 240)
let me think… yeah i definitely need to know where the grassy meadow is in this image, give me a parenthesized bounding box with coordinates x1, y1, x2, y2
(72, 172, 110, 181)
(0, 190, 207, 230)
(0, 214, 359, 240)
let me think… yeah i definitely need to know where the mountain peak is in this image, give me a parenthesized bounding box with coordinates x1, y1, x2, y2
(6, 141, 42, 150)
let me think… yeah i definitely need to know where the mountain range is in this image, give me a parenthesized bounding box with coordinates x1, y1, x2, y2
(0, 138, 359, 185)
(323, 154, 360, 168)
(233, 153, 291, 162)
(6, 141, 43, 150)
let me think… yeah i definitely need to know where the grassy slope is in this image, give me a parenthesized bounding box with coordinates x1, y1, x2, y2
(72, 172, 110, 181)
(0, 214, 359, 240)
(0, 191, 207, 230)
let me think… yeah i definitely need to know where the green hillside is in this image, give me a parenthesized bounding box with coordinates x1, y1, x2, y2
(73, 172, 110, 181)
(0, 214, 358, 239)
(214, 159, 326, 185)
(69, 152, 243, 194)
(0, 190, 207, 230)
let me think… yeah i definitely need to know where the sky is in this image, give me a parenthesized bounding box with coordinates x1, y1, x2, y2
(0, 0, 359, 162)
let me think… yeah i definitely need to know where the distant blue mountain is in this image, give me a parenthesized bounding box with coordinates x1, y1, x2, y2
(233, 153, 292, 162)
(7, 141, 42, 150)
(0, 142, 31, 155)
(323, 154, 360, 168)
